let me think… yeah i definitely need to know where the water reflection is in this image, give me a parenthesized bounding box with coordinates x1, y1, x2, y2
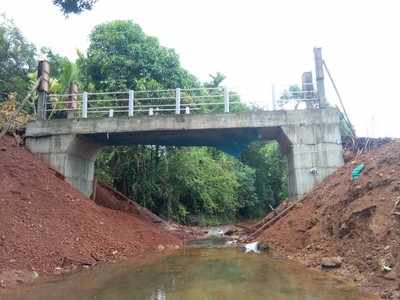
(6, 248, 378, 300)
(150, 288, 166, 300)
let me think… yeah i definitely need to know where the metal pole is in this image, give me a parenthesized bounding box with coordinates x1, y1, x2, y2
(82, 92, 88, 118)
(314, 47, 327, 108)
(301, 71, 314, 109)
(67, 82, 78, 119)
(128, 90, 134, 117)
(175, 88, 181, 115)
(224, 87, 229, 113)
(271, 84, 277, 110)
(37, 93, 47, 120)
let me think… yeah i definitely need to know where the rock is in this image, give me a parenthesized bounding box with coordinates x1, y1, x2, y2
(157, 245, 165, 251)
(321, 257, 343, 268)
(225, 229, 238, 236)
(61, 256, 96, 267)
(295, 203, 303, 209)
(31, 271, 39, 280)
(0, 270, 40, 288)
(257, 241, 270, 252)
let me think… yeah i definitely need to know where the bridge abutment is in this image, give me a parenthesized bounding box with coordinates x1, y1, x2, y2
(282, 122, 344, 197)
(26, 134, 101, 196)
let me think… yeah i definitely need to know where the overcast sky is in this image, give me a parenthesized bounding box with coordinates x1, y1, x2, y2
(2, 0, 399, 137)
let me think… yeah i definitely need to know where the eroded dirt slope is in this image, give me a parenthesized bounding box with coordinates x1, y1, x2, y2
(0, 136, 182, 280)
(256, 141, 400, 299)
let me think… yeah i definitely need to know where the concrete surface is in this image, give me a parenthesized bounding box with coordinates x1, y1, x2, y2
(26, 108, 344, 198)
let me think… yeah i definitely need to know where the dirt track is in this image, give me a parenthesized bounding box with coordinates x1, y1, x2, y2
(252, 141, 400, 299)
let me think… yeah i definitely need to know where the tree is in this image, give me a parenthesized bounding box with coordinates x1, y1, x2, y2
(0, 16, 36, 101)
(278, 84, 303, 108)
(204, 72, 226, 88)
(241, 141, 288, 212)
(53, 0, 97, 15)
(79, 20, 198, 92)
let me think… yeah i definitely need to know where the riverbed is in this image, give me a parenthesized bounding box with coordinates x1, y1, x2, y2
(4, 245, 378, 300)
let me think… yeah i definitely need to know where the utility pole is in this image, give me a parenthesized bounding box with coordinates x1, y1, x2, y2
(37, 60, 50, 120)
(313, 47, 327, 108)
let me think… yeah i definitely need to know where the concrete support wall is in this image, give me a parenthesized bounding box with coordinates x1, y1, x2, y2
(282, 121, 343, 197)
(26, 134, 101, 197)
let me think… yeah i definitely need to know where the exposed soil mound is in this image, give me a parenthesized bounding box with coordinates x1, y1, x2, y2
(253, 141, 400, 299)
(94, 181, 170, 227)
(0, 136, 182, 283)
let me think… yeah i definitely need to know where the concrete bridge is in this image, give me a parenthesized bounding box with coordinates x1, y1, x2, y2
(25, 108, 344, 198)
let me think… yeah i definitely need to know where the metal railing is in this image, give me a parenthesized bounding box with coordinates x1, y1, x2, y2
(272, 83, 319, 110)
(45, 87, 242, 120)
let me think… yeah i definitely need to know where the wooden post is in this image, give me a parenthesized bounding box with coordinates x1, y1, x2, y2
(37, 60, 50, 120)
(314, 47, 327, 108)
(67, 82, 78, 119)
(302, 71, 314, 109)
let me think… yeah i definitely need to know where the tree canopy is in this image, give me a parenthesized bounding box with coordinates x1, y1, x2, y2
(79, 20, 198, 91)
(0, 16, 36, 100)
(53, 0, 97, 15)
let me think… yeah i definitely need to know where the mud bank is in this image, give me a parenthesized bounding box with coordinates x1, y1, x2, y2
(247, 141, 400, 299)
(0, 135, 184, 289)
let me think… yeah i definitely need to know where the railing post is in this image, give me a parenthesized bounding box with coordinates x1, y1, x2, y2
(128, 90, 134, 117)
(67, 82, 78, 119)
(175, 88, 181, 115)
(224, 87, 229, 113)
(82, 92, 88, 118)
(271, 84, 277, 110)
(109, 109, 114, 118)
(302, 71, 314, 109)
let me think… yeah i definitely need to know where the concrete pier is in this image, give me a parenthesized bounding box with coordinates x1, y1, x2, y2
(26, 108, 344, 198)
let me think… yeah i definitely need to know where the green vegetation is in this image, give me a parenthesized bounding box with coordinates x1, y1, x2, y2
(0, 15, 36, 101)
(2, 18, 288, 225)
(53, 0, 97, 15)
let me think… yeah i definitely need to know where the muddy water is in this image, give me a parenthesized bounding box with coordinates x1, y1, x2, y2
(6, 247, 378, 300)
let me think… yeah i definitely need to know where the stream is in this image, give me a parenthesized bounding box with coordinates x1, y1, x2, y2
(5, 236, 378, 300)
